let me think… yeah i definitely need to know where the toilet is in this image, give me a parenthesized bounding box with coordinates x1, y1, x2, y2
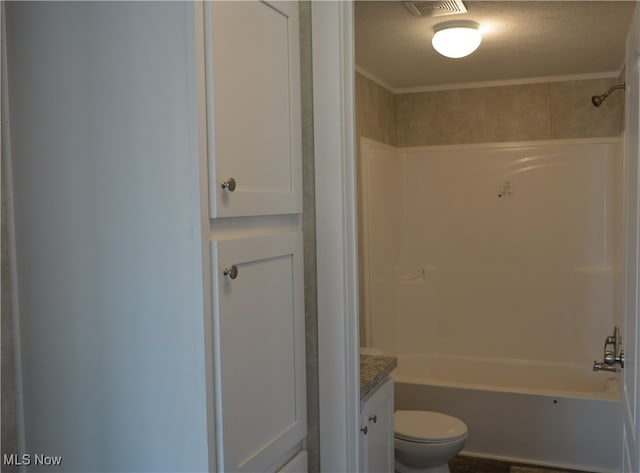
(394, 410, 468, 473)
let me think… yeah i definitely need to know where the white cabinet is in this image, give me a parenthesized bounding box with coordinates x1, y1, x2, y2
(360, 379, 394, 473)
(206, 1, 307, 472)
(206, 0, 302, 218)
(277, 451, 309, 473)
(5, 1, 306, 472)
(211, 233, 306, 472)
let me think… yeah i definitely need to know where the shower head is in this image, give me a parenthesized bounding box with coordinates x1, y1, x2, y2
(591, 94, 605, 107)
(591, 83, 625, 107)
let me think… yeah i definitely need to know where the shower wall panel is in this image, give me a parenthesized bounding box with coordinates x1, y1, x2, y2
(359, 138, 402, 352)
(361, 138, 622, 366)
(399, 139, 621, 364)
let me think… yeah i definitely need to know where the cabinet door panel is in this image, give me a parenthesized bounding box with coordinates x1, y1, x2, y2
(277, 451, 308, 473)
(212, 232, 306, 472)
(361, 379, 394, 473)
(207, 1, 302, 217)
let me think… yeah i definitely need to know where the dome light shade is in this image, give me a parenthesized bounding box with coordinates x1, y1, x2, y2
(432, 20, 481, 58)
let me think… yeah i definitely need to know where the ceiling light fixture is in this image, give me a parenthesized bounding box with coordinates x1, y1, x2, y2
(432, 20, 482, 58)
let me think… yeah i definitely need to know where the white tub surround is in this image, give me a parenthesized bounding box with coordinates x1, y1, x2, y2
(360, 137, 623, 367)
(359, 137, 624, 473)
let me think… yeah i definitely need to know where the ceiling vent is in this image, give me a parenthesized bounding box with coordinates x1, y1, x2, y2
(402, 1, 467, 17)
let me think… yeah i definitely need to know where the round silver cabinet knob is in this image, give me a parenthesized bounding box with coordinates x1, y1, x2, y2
(221, 178, 236, 192)
(223, 265, 238, 280)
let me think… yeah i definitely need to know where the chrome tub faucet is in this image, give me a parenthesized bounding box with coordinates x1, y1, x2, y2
(594, 326, 624, 372)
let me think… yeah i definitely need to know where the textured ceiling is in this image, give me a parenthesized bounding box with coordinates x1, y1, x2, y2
(355, 1, 636, 91)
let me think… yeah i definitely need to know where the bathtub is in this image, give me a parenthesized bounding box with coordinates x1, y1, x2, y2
(393, 354, 622, 473)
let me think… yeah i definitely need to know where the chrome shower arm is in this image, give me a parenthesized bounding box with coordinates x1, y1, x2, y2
(592, 83, 625, 107)
(605, 84, 626, 95)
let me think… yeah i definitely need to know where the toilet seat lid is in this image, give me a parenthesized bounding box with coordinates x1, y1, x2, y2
(394, 410, 468, 443)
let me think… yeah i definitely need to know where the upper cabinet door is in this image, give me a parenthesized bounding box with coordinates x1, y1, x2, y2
(206, 1, 302, 218)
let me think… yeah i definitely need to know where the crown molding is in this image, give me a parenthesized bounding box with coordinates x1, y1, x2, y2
(354, 65, 623, 94)
(354, 65, 395, 93)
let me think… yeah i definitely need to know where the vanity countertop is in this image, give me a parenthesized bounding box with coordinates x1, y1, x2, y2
(360, 354, 397, 400)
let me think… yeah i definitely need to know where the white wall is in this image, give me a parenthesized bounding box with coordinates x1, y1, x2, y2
(361, 138, 622, 366)
(5, 3, 211, 471)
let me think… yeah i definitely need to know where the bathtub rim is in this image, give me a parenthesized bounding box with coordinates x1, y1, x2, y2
(393, 353, 621, 401)
(400, 136, 623, 155)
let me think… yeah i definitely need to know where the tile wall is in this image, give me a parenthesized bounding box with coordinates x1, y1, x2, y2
(355, 72, 397, 146)
(355, 71, 625, 148)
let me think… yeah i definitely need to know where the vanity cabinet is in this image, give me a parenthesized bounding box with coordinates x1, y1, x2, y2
(360, 379, 394, 472)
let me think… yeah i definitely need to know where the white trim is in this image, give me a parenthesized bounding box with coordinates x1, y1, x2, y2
(1, 3, 26, 461)
(622, 4, 640, 471)
(396, 70, 623, 93)
(192, 3, 217, 471)
(312, 1, 360, 471)
(355, 64, 623, 94)
(0, 6, 2, 466)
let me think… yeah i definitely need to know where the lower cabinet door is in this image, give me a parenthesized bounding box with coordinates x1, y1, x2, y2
(277, 451, 308, 473)
(361, 379, 394, 473)
(212, 232, 306, 472)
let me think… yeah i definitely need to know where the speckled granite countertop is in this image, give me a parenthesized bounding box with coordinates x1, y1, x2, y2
(360, 354, 397, 400)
